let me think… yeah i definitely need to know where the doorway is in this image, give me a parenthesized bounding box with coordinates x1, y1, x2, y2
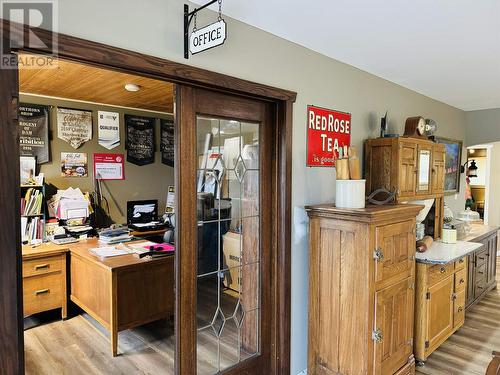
(0, 21, 294, 375)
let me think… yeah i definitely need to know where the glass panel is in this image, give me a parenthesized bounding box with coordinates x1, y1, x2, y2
(197, 273, 219, 329)
(220, 268, 240, 317)
(219, 318, 239, 371)
(240, 309, 260, 361)
(241, 216, 259, 265)
(197, 221, 220, 276)
(197, 116, 260, 374)
(197, 327, 219, 375)
(418, 149, 431, 191)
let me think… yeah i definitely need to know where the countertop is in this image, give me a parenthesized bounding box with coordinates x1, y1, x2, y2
(416, 240, 483, 265)
(415, 223, 498, 265)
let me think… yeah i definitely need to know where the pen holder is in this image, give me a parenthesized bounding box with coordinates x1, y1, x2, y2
(335, 179, 366, 209)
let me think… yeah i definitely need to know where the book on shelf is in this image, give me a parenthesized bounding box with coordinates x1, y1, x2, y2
(21, 216, 44, 244)
(21, 188, 43, 216)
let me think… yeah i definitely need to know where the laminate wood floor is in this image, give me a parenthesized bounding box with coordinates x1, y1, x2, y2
(416, 257, 500, 375)
(24, 285, 249, 374)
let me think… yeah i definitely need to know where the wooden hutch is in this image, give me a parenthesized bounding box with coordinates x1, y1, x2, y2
(364, 136, 445, 238)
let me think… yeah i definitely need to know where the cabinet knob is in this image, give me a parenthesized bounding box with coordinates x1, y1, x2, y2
(440, 267, 446, 273)
(372, 329, 383, 343)
(460, 279, 465, 284)
(451, 293, 457, 301)
(458, 307, 464, 313)
(373, 248, 384, 262)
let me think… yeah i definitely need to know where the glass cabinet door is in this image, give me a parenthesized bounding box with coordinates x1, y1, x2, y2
(196, 116, 261, 374)
(417, 147, 431, 193)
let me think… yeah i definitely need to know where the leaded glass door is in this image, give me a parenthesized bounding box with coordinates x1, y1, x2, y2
(176, 87, 272, 375)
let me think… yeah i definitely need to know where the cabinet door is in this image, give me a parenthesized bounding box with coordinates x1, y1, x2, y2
(431, 145, 445, 195)
(416, 145, 432, 196)
(374, 220, 415, 285)
(374, 277, 414, 375)
(426, 275, 454, 351)
(398, 141, 417, 199)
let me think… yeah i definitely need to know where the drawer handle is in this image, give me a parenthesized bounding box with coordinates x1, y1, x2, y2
(477, 286, 484, 290)
(440, 267, 446, 273)
(458, 307, 463, 313)
(460, 279, 465, 284)
(478, 271, 484, 275)
(34, 264, 49, 271)
(478, 257, 485, 261)
(35, 289, 50, 296)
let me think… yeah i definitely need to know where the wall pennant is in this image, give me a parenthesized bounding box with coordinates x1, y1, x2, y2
(18, 103, 51, 164)
(160, 118, 174, 167)
(57, 107, 93, 149)
(125, 114, 155, 166)
(98, 111, 120, 149)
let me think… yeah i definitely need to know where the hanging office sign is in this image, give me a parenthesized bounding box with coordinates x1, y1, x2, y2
(125, 114, 155, 166)
(61, 152, 88, 177)
(189, 20, 227, 55)
(160, 118, 175, 167)
(98, 111, 120, 149)
(18, 103, 50, 164)
(57, 107, 93, 149)
(93, 153, 125, 180)
(306, 105, 351, 167)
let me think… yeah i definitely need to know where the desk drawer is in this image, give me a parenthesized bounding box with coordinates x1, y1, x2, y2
(455, 257, 466, 271)
(23, 255, 62, 278)
(23, 273, 63, 317)
(428, 263, 454, 286)
(455, 268, 467, 293)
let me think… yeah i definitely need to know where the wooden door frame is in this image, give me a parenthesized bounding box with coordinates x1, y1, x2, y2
(0, 20, 295, 375)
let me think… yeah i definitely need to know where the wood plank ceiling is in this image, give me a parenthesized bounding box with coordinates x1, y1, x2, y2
(18, 54, 173, 113)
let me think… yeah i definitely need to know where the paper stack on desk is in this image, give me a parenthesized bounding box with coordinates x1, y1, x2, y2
(89, 246, 129, 260)
(49, 187, 90, 220)
(98, 227, 132, 244)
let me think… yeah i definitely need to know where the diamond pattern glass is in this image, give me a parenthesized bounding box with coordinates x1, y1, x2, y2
(196, 116, 261, 374)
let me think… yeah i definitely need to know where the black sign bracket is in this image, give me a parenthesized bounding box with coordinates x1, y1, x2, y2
(184, 0, 218, 59)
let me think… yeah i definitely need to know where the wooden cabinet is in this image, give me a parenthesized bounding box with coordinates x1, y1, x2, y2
(306, 204, 422, 375)
(22, 252, 68, 319)
(365, 137, 445, 202)
(414, 258, 467, 363)
(466, 231, 498, 309)
(431, 145, 445, 195)
(365, 137, 445, 240)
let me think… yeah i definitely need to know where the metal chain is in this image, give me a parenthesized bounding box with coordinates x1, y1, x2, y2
(193, 11, 198, 32)
(218, 0, 222, 21)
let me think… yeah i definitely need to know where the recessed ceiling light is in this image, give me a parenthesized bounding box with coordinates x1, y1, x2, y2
(124, 83, 140, 92)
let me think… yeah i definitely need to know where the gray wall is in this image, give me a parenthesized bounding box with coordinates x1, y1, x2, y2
(465, 108, 500, 146)
(55, 1, 468, 373)
(20, 94, 174, 224)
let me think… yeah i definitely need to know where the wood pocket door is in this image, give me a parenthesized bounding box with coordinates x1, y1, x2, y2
(374, 220, 415, 285)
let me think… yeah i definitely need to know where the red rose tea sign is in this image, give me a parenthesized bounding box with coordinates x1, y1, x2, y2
(306, 105, 351, 167)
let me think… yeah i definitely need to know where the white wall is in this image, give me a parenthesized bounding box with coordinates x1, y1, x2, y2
(53, 2, 468, 373)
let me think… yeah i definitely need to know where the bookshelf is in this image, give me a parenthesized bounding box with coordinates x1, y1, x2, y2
(20, 184, 46, 244)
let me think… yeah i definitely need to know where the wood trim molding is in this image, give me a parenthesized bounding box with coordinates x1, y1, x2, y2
(0, 50, 24, 375)
(1, 20, 297, 103)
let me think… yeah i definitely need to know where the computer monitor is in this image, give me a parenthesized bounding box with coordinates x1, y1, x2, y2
(127, 199, 158, 224)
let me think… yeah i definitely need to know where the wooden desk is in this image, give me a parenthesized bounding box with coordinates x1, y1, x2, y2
(68, 239, 174, 356)
(22, 243, 69, 319)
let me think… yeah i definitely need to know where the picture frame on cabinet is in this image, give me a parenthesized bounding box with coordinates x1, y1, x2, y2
(432, 136, 463, 194)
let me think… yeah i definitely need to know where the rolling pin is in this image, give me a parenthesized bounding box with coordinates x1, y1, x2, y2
(348, 146, 361, 180)
(416, 235, 433, 253)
